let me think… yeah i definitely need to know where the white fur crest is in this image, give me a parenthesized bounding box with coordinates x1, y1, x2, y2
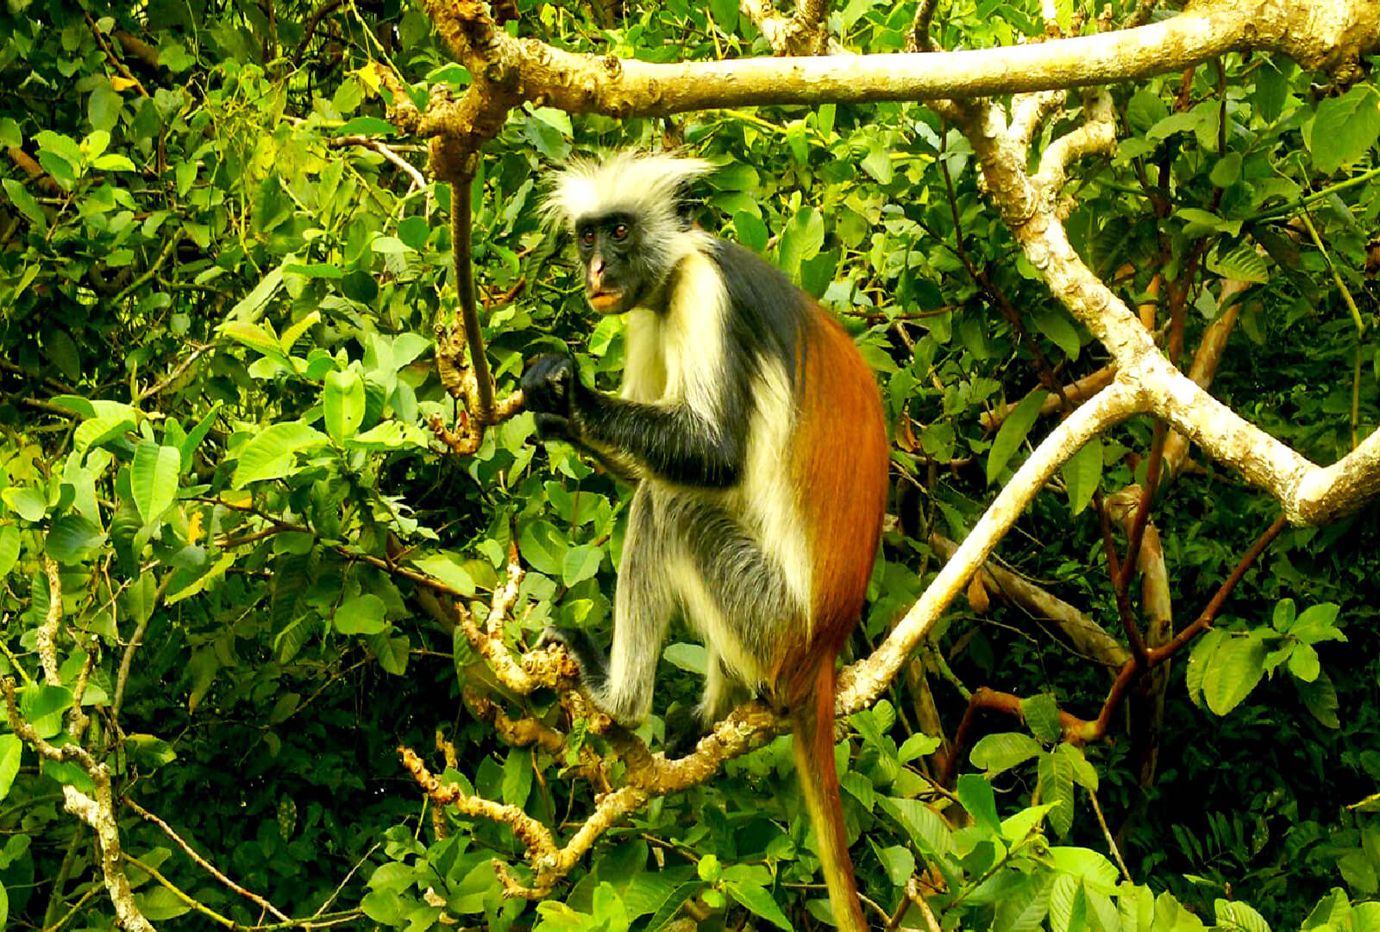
(544, 150, 713, 229)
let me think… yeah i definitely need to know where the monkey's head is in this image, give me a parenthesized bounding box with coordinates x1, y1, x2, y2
(546, 151, 713, 316)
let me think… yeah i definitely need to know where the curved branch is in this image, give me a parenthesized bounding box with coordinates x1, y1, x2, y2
(839, 378, 1146, 713)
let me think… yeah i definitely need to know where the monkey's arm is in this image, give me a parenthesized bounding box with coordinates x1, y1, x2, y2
(523, 355, 745, 487)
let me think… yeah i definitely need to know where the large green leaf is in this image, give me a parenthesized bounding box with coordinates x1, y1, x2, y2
(231, 423, 328, 488)
(334, 594, 389, 635)
(987, 391, 1048, 485)
(46, 515, 106, 564)
(1306, 84, 1380, 174)
(324, 368, 366, 442)
(1202, 633, 1268, 716)
(724, 882, 791, 931)
(131, 442, 181, 525)
(0, 526, 20, 577)
(0, 735, 22, 801)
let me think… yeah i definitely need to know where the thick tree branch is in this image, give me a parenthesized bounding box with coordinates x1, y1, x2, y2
(414, 0, 1375, 125)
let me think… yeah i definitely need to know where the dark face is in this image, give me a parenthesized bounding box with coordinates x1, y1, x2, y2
(575, 212, 659, 315)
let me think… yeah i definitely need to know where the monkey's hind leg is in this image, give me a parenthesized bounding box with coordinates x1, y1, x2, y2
(671, 495, 804, 729)
(589, 485, 675, 727)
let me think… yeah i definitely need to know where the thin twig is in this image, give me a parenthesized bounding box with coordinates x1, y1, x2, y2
(123, 797, 291, 922)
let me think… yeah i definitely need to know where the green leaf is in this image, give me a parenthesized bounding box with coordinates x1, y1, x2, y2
(1060, 438, 1102, 516)
(227, 265, 285, 322)
(517, 520, 566, 577)
(1202, 632, 1267, 716)
(1175, 207, 1241, 238)
(231, 423, 329, 488)
(179, 404, 223, 473)
(1296, 671, 1340, 729)
(46, 515, 106, 564)
(957, 773, 1002, 835)
(861, 140, 893, 184)
(1030, 306, 1081, 360)
(987, 391, 1047, 485)
(335, 593, 389, 635)
(879, 797, 953, 858)
(1209, 152, 1242, 188)
(221, 320, 287, 361)
(1039, 749, 1076, 837)
(1050, 847, 1120, 892)
(1057, 743, 1098, 791)
(21, 685, 73, 739)
(970, 731, 1042, 775)
(0, 526, 19, 578)
(502, 748, 533, 807)
(324, 369, 366, 443)
(166, 552, 234, 605)
(875, 845, 915, 886)
(778, 206, 824, 281)
(1307, 85, 1380, 174)
(1214, 899, 1272, 932)
(410, 554, 476, 596)
(643, 882, 705, 932)
(131, 443, 181, 525)
(898, 732, 941, 763)
(279, 310, 321, 350)
(561, 544, 603, 587)
(1290, 603, 1344, 644)
(708, 0, 738, 32)
(360, 890, 404, 923)
(134, 885, 192, 921)
(2, 487, 47, 523)
(1206, 242, 1268, 284)
(734, 209, 767, 254)
(2, 179, 47, 232)
(0, 735, 22, 801)
(91, 153, 135, 171)
(1022, 694, 1063, 744)
(663, 642, 707, 675)
(724, 882, 791, 931)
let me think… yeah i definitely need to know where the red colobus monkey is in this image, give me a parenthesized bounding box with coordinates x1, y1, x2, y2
(523, 151, 887, 931)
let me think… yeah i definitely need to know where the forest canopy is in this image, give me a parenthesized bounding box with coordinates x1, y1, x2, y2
(1, 0, 1379, 929)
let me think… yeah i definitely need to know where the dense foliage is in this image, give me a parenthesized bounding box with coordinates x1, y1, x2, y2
(0, 0, 1378, 928)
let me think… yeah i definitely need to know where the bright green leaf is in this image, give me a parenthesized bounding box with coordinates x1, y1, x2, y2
(2, 487, 47, 523)
(1060, 438, 1102, 516)
(0, 526, 19, 578)
(131, 443, 181, 525)
(231, 423, 329, 488)
(987, 391, 1047, 485)
(1307, 85, 1380, 174)
(324, 369, 366, 442)
(1202, 633, 1267, 716)
(0, 735, 22, 801)
(46, 515, 106, 564)
(724, 882, 791, 931)
(335, 593, 388, 635)
(970, 731, 1042, 775)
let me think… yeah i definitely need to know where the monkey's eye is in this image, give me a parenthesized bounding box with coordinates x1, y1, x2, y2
(611, 224, 629, 241)
(580, 228, 596, 247)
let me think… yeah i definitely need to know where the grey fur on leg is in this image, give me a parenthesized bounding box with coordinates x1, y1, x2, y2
(591, 485, 675, 726)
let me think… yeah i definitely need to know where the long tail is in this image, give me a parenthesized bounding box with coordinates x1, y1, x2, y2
(791, 662, 867, 932)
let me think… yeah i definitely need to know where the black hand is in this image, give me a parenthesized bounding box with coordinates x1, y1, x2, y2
(522, 354, 582, 440)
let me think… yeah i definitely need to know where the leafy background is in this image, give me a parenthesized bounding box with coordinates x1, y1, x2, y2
(0, 0, 1378, 929)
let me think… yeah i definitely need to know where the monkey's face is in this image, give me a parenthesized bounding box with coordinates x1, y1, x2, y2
(574, 212, 657, 315)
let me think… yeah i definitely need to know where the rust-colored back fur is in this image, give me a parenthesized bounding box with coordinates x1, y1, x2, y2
(776, 308, 888, 700)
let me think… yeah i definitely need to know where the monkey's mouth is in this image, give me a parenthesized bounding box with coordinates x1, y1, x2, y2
(589, 290, 624, 312)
